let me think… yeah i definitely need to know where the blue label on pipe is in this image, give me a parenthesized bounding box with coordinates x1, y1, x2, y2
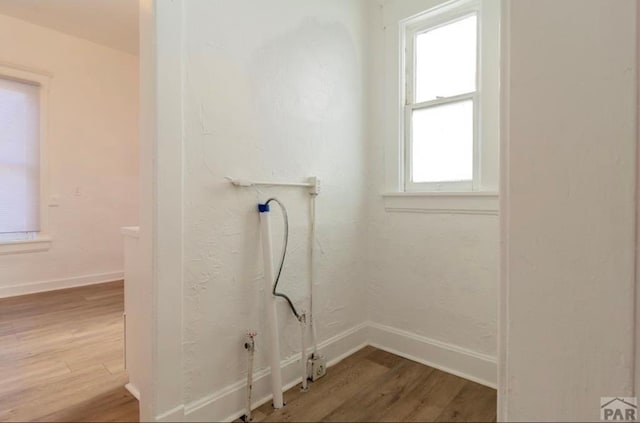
(258, 203, 270, 213)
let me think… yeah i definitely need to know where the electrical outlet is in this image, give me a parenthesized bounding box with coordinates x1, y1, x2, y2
(48, 196, 60, 207)
(307, 355, 326, 382)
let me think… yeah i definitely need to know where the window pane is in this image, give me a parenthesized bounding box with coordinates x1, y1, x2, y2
(415, 15, 477, 103)
(411, 100, 473, 183)
(0, 78, 40, 233)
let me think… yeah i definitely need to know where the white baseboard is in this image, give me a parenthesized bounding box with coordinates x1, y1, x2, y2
(181, 322, 368, 423)
(0, 271, 124, 298)
(367, 321, 497, 388)
(125, 383, 141, 401)
(155, 405, 186, 422)
(155, 321, 497, 422)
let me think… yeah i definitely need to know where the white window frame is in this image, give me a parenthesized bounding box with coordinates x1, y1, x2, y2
(401, 0, 481, 193)
(0, 64, 51, 254)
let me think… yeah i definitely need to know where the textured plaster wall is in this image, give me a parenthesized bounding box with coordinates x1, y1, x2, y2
(181, 0, 368, 404)
(0, 14, 139, 288)
(502, 0, 636, 420)
(158, 1, 640, 419)
(364, 0, 499, 358)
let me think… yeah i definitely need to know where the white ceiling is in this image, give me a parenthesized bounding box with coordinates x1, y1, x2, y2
(0, 0, 139, 54)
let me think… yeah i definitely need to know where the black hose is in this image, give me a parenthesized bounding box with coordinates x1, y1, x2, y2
(266, 198, 301, 320)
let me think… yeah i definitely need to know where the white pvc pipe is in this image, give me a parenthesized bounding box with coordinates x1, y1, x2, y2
(309, 195, 319, 356)
(247, 181, 313, 188)
(300, 317, 308, 391)
(259, 207, 284, 409)
(245, 332, 256, 421)
(226, 176, 313, 189)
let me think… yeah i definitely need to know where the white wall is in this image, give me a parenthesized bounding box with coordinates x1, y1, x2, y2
(137, 1, 161, 420)
(0, 14, 139, 295)
(501, 0, 636, 420)
(365, 0, 499, 385)
(149, 1, 640, 421)
(636, 0, 640, 403)
(177, 0, 368, 419)
(148, 2, 501, 419)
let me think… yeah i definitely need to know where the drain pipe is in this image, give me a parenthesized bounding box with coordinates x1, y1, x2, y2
(299, 313, 308, 392)
(242, 331, 257, 422)
(309, 193, 320, 357)
(258, 203, 284, 409)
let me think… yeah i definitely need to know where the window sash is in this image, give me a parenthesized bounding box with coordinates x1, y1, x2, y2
(409, 91, 476, 111)
(402, 1, 481, 192)
(0, 65, 49, 240)
(0, 162, 40, 233)
(0, 77, 41, 233)
(404, 94, 478, 192)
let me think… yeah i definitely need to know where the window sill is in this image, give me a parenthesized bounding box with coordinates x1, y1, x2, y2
(0, 235, 52, 255)
(382, 191, 498, 215)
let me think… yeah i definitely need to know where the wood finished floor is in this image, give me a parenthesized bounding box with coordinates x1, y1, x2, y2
(252, 346, 496, 422)
(0, 282, 495, 422)
(0, 281, 138, 422)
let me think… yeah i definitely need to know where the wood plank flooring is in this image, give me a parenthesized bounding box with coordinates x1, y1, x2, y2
(0, 281, 138, 422)
(0, 282, 495, 422)
(253, 346, 496, 422)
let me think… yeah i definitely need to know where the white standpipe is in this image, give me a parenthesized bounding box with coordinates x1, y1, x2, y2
(300, 315, 308, 392)
(259, 204, 284, 409)
(309, 194, 319, 356)
(243, 331, 256, 422)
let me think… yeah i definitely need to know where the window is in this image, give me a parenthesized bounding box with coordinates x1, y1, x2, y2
(0, 66, 50, 254)
(0, 78, 40, 234)
(403, 1, 480, 192)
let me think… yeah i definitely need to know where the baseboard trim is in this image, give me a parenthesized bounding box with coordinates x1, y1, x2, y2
(367, 321, 497, 388)
(125, 383, 140, 400)
(155, 404, 185, 422)
(155, 321, 497, 422)
(184, 322, 368, 422)
(0, 271, 124, 298)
